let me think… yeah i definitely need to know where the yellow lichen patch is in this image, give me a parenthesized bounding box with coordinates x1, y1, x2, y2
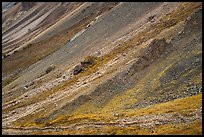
(34, 119, 202, 135)
(158, 62, 175, 78)
(47, 115, 65, 125)
(71, 101, 99, 115)
(13, 93, 202, 134)
(180, 66, 199, 78)
(22, 122, 44, 128)
(124, 93, 202, 117)
(192, 50, 202, 56)
(152, 119, 202, 135)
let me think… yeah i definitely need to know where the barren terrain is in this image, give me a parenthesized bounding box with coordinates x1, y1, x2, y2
(2, 2, 202, 135)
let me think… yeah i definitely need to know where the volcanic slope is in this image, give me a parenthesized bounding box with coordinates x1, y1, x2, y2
(2, 2, 202, 135)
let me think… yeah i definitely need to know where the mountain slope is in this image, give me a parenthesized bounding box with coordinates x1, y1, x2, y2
(2, 2, 202, 135)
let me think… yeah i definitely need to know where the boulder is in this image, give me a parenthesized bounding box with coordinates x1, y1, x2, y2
(73, 64, 83, 75)
(73, 56, 96, 75)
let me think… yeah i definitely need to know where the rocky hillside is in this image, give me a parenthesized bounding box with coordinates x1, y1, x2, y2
(2, 2, 202, 135)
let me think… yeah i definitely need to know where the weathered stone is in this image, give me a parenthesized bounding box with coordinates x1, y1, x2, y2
(73, 64, 83, 75)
